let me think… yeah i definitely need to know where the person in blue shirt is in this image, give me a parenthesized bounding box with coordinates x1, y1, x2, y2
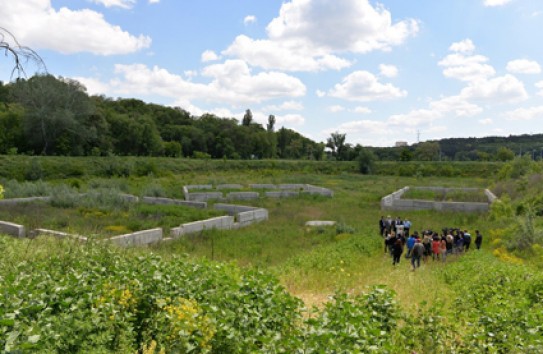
(406, 233, 416, 258)
(403, 218, 411, 237)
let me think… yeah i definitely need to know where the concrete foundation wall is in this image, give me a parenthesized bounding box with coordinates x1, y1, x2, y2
(186, 185, 213, 190)
(34, 228, 88, 242)
(381, 186, 493, 212)
(217, 184, 243, 190)
(227, 192, 260, 200)
(0, 221, 26, 238)
(170, 216, 235, 238)
(0, 196, 50, 206)
(304, 184, 334, 197)
(142, 196, 207, 209)
(187, 192, 224, 202)
(265, 191, 299, 198)
(108, 228, 163, 247)
(278, 184, 305, 190)
(213, 203, 258, 215)
(249, 184, 277, 189)
(237, 208, 269, 226)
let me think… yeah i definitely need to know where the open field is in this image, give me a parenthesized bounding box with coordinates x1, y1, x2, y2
(2, 161, 543, 352)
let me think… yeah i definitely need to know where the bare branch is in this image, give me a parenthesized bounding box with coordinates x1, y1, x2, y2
(1, 26, 47, 79)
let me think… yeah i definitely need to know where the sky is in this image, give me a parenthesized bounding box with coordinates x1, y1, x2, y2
(1, 0, 543, 147)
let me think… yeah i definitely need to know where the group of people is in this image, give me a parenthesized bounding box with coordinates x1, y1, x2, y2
(379, 216, 483, 270)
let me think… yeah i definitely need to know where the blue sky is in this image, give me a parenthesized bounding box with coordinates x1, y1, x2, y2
(1, 0, 543, 147)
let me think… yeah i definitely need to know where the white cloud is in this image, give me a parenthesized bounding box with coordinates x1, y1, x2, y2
(328, 105, 345, 113)
(276, 114, 305, 126)
(73, 76, 111, 95)
(328, 70, 407, 102)
(430, 95, 482, 117)
(479, 118, 493, 125)
(223, 35, 352, 72)
(332, 120, 389, 135)
(267, 0, 419, 53)
(149, 0, 160, 3)
(460, 74, 528, 104)
(201, 50, 220, 62)
(449, 39, 475, 53)
(536, 81, 543, 96)
(0, 0, 151, 55)
(98, 60, 306, 106)
(505, 106, 543, 121)
(263, 101, 304, 111)
(388, 109, 442, 127)
(439, 53, 496, 82)
(483, 0, 513, 7)
(353, 106, 372, 114)
(224, 0, 418, 72)
(316, 90, 326, 98)
(506, 59, 541, 74)
(379, 64, 398, 78)
(244, 15, 256, 25)
(91, 0, 135, 8)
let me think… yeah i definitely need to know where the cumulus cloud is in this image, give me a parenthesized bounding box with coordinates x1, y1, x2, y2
(379, 64, 398, 78)
(263, 101, 304, 112)
(479, 118, 493, 125)
(483, 0, 513, 7)
(353, 106, 372, 114)
(506, 59, 541, 74)
(90, 60, 305, 106)
(505, 106, 543, 121)
(439, 53, 496, 82)
(149, 0, 160, 3)
(460, 74, 528, 104)
(224, 0, 418, 72)
(0, 0, 151, 55)
(328, 105, 345, 113)
(449, 39, 475, 53)
(244, 15, 257, 25)
(201, 50, 220, 62)
(90, 0, 135, 8)
(328, 70, 407, 102)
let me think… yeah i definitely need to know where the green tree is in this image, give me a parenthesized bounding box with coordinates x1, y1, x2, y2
(496, 147, 515, 161)
(267, 114, 276, 132)
(326, 132, 347, 161)
(399, 148, 413, 161)
(357, 147, 376, 174)
(10, 75, 95, 155)
(242, 109, 253, 126)
(415, 141, 440, 161)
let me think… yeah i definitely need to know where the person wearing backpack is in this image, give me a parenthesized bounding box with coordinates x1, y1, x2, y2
(475, 230, 483, 250)
(463, 230, 472, 252)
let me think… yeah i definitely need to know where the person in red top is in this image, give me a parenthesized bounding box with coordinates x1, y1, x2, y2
(432, 236, 441, 261)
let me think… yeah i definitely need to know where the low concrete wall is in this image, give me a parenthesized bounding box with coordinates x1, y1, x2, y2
(142, 196, 207, 209)
(108, 228, 163, 247)
(485, 189, 498, 203)
(120, 194, 139, 203)
(266, 191, 299, 198)
(304, 184, 334, 197)
(278, 184, 305, 190)
(213, 203, 258, 215)
(34, 228, 88, 242)
(217, 184, 243, 190)
(187, 192, 224, 202)
(237, 208, 269, 226)
(0, 221, 26, 238)
(227, 192, 260, 200)
(170, 216, 235, 238)
(381, 186, 494, 212)
(249, 184, 277, 189)
(186, 184, 213, 190)
(0, 196, 50, 206)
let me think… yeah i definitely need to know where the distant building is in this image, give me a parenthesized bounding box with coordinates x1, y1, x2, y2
(395, 141, 408, 147)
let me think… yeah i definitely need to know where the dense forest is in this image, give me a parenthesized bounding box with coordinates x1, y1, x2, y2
(1, 74, 543, 162)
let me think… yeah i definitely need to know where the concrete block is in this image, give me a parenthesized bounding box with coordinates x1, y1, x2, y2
(183, 186, 189, 200)
(217, 184, 244, 190)
(34, 228, 88, 242)
(142, 196, 207, 209)
(249, 184, 277, 189)
(108, 228, 163, 247)
(278, 184, 305, 190)
(253, 208, 268, 221)
(0, 196, 50, 206)
(305, 220, 336, 227)
(187, 192, 223, 202)
(237, 211, 255, 225)
(303, 185, 334, 197)
(119, 194, 139, 203)
(214, 203, 258, 215)
(485, 189, 498, 203)
(227, 192, 260, 200)
(186, 185, 213, 190)
(265, 191, 299, 198)
(0, 221, 26, 238)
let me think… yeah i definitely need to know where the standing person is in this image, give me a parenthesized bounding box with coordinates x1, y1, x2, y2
(463, 230, 472, 252)
(432, 236, 441, 261)
(475, 230, 483, 250)
(406, 233, 416, 258)
(411, 239, 425, 270)
(446, 232, 454, 255)
(392, 238, 403, 266)
(422, 232, 432, 263)
(403, 218, 411, 237)
(440, 236, 447, 263)
(379, 216, 386, 237)
(455, 232, 464, 255)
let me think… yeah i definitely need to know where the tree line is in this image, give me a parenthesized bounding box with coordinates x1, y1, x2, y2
(1, 74, 542, 164)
